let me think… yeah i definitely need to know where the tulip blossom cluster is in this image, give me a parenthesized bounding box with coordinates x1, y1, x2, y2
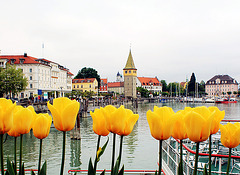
(90, 105, 139, 136)
(0, 98, 53, 138)
(147, 106, 225, 143)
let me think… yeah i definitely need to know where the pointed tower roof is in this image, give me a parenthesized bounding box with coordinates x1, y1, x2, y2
(124, 50, 137, 70)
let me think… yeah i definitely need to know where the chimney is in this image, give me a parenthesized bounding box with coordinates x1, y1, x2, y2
(24, 53, 27, 57)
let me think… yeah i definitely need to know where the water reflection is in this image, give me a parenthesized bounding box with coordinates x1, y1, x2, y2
(2, 102, 240, 173)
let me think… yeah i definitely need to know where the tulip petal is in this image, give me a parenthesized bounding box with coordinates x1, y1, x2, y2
(62, 101, 80, 131)
(47, 102, 63, 131)
(185, 111, 205, 142)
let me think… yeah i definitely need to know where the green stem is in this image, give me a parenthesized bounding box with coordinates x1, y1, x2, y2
(118, 135, 124, 167)
(159, 140, 162, 175)
(111, 133, 116, 175)
(209, 135, 212, 175)
(193, 142, 200, 175)
(19, 134, 23, 175)
(226, 148, 232, 175)
(60, 131, 66, 175)
(14, 137, 17, 175)
(180, 140, 183, 175)
(94, 135, 101, 174)
(0, 134, 4, 175)
(38, 139, 43, 174)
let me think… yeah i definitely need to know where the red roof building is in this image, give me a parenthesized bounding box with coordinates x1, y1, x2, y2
(108, 82, 124, 94)
(99, 78, 108, 93)
(0, 53, 73, 98)
(137, 77, 162, 93)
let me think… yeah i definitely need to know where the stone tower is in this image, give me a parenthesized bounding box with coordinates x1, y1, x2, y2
(123, 50, 137, 99)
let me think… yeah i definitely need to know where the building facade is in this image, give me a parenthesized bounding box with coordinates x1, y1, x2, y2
(108, 82, 124, 94)
(137, 77, 162, 93)
(0, 53, 73, 99)
(205, 75, 238, 97)
(99, 78, 108, 93)
(72, 78, 98, 93)
(123, 50, 137, 98)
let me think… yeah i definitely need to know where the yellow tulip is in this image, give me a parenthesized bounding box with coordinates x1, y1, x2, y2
(103, 105, 139, 136)
(184, 106, 214, 142)
(172, 111, 188, 140)
(33, 113, 52, 139)
(13, 105, 33, 135)
(220, 123, 240, 148)
(0, 98, 16, 134)
(208, 106, 225, 135)
(116, 106, 139, 136)
(8, 128, 20, 137)
(90, 108, 110, 136)
(146, 106, 175, 140)
(27, 105, 38, 129)
(102, 105, 117, 133)
(47, 97, 80, 131)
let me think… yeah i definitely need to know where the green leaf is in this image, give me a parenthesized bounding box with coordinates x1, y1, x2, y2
(6, 158, 15, 175)
(39, 161, 47, 175)
(203, 164, 208, 175)
(177, 161, 183, 175)
(100, 170, 105, 175)
(20, 163, 25, 175)
(97, 136, 109, 162)
(88, 158, 94, 175)
(112, 157, 120, 175)
(118, 165, 124, 175)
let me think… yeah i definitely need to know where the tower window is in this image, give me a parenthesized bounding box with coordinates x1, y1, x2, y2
(129, 70, 131, 73)
(125, 71, 127, 74)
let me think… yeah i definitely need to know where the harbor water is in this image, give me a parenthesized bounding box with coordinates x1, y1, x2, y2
(3, 102, 240, 174)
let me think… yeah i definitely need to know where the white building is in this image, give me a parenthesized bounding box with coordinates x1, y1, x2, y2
(205, 75, 238, 97)
(137, 77, 162, 93)
(0, 53, 73, 99)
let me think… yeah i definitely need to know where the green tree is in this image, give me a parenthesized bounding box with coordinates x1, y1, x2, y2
(160, 80, 168, 92)
(188, 73, 196, 96)
(137, 87, 149, 98)
(0, 64, 28, 98)
(75, 67, 101, 88)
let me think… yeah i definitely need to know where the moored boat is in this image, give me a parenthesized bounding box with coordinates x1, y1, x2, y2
(215, 98, 237, 104)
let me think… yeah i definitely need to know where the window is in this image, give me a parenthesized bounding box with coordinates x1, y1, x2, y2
(73, 85, 75, 88)
(77, 85, 79, 88)
(81, 85, 83, 88)
(129, 70, 131, 73)
(30, 84, 33, 88)
(30, 76, 32, 80)
(89, 85, 91, 88)
(30, 68, 32, 72)
(125, 71, 127, 74)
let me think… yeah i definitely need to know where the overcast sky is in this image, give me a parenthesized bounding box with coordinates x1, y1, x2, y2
(1, 0, 240, 84)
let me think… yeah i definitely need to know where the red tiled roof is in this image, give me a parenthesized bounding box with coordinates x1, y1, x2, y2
(108, 82, 124, 88)
(67, 72, 74, 76)
(180, 82, 186, 87)
(101, 78, 108, 84)
(72, 78, 97, 83)
(0, 55, 40, 64)
(137, 77, 161, 86)
(0, 54, 70, 72)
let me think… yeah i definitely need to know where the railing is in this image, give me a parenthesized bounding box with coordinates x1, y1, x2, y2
(68, 169, 166, 174)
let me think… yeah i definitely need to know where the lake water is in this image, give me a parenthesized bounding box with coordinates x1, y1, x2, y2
(3, 102, 240, 174)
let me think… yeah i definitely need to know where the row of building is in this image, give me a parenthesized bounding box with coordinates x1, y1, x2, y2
(0, 52, 239, 99)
